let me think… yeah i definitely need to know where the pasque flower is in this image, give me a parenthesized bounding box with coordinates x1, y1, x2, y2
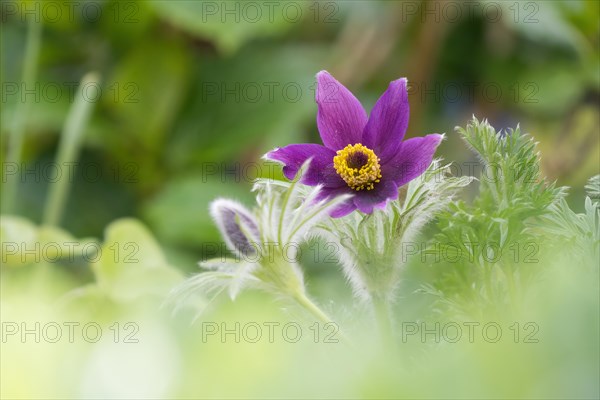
(169, 165, 350, 326)
(267, 71, 442, 217)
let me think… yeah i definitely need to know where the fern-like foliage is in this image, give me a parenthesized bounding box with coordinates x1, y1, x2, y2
(424, 118, 567, 318)
(585, 174, 600, 203)
(528, 174, 599, 270)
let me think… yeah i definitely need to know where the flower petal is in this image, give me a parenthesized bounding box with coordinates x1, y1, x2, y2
(383, 134, 443, 187)
(210, 199, 260, 257)
(266, 143, 344, 187)
(330, 200, 357, 218)
(352, 180, 399, 214)
(316, 71, 368, 150)
(315, 186, 357, 217)
(362, 78, 410, 161)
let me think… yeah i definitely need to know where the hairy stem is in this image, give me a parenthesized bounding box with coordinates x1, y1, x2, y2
(372, 295, 395, 347)
(293, 291, 351, 344)
(294, 291, 334, 324)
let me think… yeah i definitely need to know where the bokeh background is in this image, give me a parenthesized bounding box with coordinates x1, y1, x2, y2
(2, 0, 598, 264)
(1, 1, 599, 399)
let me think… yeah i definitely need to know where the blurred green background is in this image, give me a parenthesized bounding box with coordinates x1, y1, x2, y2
(1, 1, 599, 399)
(2, 0, 598, 265)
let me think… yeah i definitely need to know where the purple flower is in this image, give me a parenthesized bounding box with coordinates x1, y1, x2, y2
(266, 71, 442, 218)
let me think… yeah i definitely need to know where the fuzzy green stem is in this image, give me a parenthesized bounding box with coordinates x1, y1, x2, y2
(293, 291, 352, 344)
(372, 296, 395, 346)
(258, 254, 350, 343)
(294, 291, 334, 324)
(2, 17, 43, 214)
(504, 263, 521, 316)
(43, 72, 101, 226)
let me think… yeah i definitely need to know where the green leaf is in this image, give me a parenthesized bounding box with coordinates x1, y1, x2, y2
(142, 175, 252, 248)
(517, 62, 586, 116)
(104, 38, 190, 151)
(147, 1, 305, 55)
(166, 44, 326, 170)
(0, 215, 38, 267)
(91, 218, 183, 302)
(0, 215, 96, 268)
(501, 1, 589, 56)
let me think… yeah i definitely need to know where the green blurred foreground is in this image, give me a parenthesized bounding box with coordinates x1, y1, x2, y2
(1, 219, 598, 399)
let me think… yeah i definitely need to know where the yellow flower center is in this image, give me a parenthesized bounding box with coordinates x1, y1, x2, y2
(333, 144, 382, 191)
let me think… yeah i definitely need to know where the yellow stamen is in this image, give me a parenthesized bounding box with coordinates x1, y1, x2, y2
(333, 144, 382, 191)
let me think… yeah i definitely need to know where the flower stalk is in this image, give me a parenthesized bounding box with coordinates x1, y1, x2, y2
(371, 294, 395, 346)
(292, 290, 335, 325)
